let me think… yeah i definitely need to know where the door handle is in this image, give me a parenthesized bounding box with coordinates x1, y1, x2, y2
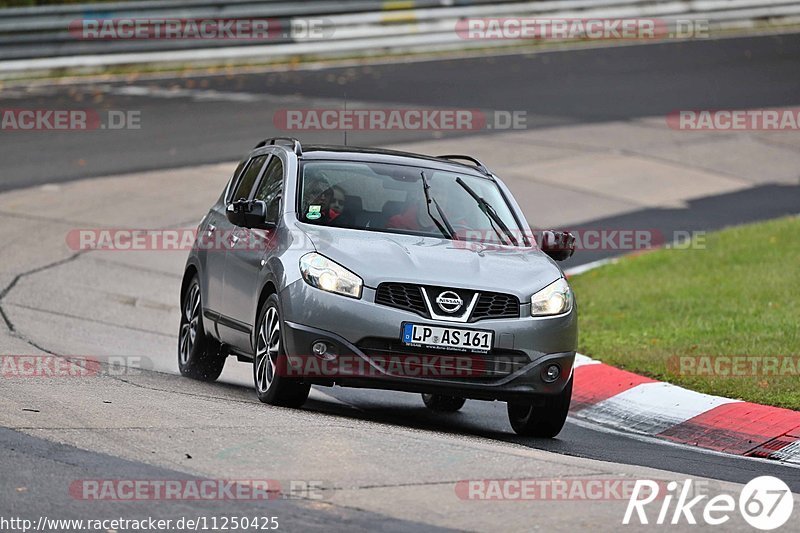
(230, 234, 240, 246)
(207, 224, 216, 237)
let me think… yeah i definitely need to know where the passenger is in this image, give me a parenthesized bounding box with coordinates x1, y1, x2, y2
(328, 185, 347, 224)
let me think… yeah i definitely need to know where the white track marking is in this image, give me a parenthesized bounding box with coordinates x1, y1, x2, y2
(573, 352, 601, 367)
(575, 382, 741, 435)
(772, 440, 800, 465)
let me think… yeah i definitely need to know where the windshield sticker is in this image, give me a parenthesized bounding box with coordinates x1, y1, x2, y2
(307, 205, 322, 220)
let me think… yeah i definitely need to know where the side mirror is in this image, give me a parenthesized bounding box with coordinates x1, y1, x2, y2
(226, 199, 276, 229)
(540, 230, 575, 261)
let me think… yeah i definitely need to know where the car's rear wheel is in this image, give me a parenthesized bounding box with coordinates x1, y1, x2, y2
(253, 293, 310, 407)
(507, 378, 572, 437)
(421, 394, 466, 412)
(178, 275, 225, 381)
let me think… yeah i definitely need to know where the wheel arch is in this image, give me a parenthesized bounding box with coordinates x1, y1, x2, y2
(180, 263, 200, 307)
(257, 280, 278, 315)
(251, 279, 279, 351)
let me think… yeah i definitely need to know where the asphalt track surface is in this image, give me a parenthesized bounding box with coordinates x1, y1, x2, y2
(1, 33, 800, 530)
(1, 429, 445, 533)
(1, 33, 800, 191)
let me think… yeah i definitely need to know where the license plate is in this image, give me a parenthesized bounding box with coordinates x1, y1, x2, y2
(401, 323, 493, 352)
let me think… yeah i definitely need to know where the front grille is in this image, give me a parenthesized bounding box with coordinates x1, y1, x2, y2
(375, 283, 428, 317)
(375, 283, 520, 321)
(470, 292, 520, 320)
(357, 338, 530, 380)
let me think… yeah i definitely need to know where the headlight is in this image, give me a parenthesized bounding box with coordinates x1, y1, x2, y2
(299, 252, 363, 299)
(531, 278, 573, 316)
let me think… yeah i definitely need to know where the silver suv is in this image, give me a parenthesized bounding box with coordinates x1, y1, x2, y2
(179, 138, 577, 437)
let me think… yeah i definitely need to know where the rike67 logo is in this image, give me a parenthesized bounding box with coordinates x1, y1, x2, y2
(624, 476, 794, 530)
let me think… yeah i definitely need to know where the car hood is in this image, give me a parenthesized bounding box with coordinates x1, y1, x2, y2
(298, 224, 563, 299)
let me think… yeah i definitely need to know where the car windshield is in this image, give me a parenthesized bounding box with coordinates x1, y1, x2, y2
(297, 160, 525, 245)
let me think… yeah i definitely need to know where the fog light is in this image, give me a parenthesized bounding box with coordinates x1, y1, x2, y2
(542, 364, 561, 383)
(312, 342, 328, 357)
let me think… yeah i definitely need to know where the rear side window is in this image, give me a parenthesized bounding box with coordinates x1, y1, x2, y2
(231, 155, 268, 201)
(254, 156, 284, 222)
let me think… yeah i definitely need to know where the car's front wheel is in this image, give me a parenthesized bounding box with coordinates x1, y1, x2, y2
(253, 293, 310, 407)
(506, 378, 572, 437)
(421, 394, 466, 412)
(178, 275, 226, 381)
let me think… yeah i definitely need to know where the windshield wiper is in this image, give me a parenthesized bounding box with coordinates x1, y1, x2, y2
(455, 177, 518, 246)
(420, 171, 456, 240)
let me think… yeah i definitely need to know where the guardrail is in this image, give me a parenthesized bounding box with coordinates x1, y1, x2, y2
(0, 0, 798, 74)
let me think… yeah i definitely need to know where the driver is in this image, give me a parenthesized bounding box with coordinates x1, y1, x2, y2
(387, 185, 429, 231)
(387, 184, 465, 235)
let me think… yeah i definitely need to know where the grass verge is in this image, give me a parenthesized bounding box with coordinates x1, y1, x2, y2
(570, 216, 800, 410)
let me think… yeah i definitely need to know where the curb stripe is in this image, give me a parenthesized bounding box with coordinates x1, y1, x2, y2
(658, 402, 800, 454)
(748, 437, 800, 464)
(575, 382, 739, 436)
(569, 355, 800, 463)
(573, 353, 600, 367)
(770, 440, 800, 464)
(571, 362, 654, 411)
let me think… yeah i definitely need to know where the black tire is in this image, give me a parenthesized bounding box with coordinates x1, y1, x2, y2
(178, 275, 226, 381)
(507, 378, 572, 437)
(253, 293, 310, 407)
(421, 393, 466, 412)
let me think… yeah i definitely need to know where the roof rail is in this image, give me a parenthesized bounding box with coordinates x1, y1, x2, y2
(436, 154, 491, 176)
(254, 137, 302, 156)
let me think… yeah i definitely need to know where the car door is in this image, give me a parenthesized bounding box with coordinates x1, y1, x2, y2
(213, 153, 270, 346)
(200, 159, 248, 327)
(221, 152, 285, 352)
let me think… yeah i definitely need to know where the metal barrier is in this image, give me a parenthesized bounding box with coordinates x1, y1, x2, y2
(0, 0, 798, 73)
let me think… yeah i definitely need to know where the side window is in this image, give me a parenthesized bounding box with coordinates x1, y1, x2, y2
(225, 159, 248, 202)
(231, 155, 268, 201)
(254, 156, 284, 222)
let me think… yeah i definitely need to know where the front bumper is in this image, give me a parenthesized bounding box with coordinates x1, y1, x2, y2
(279, 279, 577, 401)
